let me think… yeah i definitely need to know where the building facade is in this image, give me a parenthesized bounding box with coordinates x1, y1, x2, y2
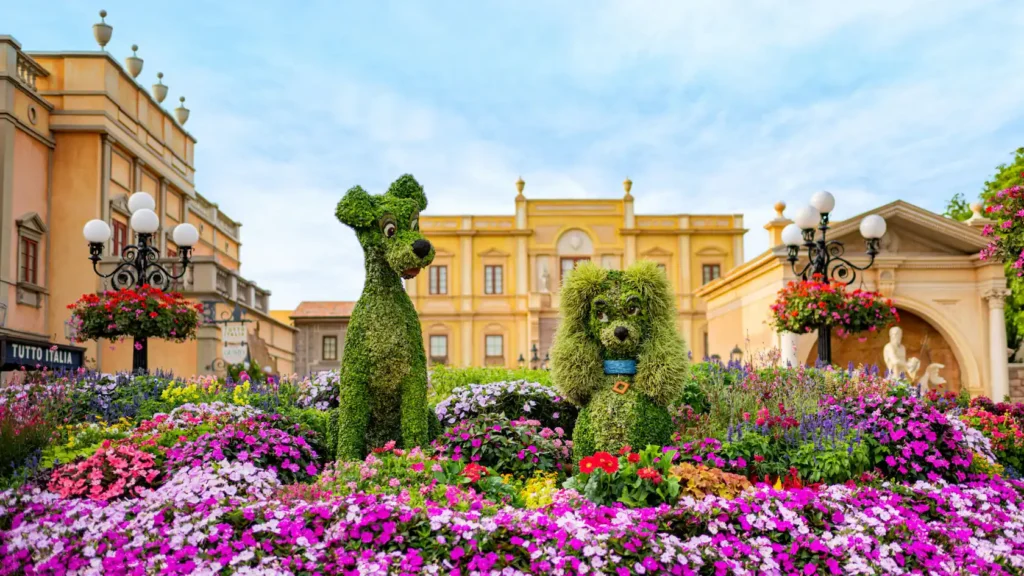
(0, 32, 294, 376)
(407, 178, 746, 368)
(287, 301, 353, 377)
(697, 200, 1010, 401)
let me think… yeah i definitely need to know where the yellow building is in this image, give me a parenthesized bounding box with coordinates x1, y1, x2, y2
(408, 178, 745, 367)
(0, 31, 294, 376)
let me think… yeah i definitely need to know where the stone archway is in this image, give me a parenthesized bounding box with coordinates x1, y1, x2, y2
(806, 308, 963, 392)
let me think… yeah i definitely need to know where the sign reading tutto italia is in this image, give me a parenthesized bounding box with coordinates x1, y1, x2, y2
(0, 337, 85, 371)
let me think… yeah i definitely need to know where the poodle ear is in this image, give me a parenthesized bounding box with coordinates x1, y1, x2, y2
(336, 185, 376, 229)
(623, 260, 675, 321)
(386, 174, 427, 212)
(550, 262, 607, 406)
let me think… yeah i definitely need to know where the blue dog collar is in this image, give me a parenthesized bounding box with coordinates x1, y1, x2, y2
(603, 360, 637, 375)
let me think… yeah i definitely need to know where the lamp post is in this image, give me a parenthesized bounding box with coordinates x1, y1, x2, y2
(530, 343, 540, 370)
(781, 191, 887, 366)
(729, 345, 743, 365)
(82, 191, 200, 373)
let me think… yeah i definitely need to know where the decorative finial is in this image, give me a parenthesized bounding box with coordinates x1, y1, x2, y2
(515, 176, 525, 197)
(152, 72, 167, 103)
(774, 201, 786, 218)
(93, 10, 113, 50)
(174, 96, 189, 125)
(970, 202, 983, 218)
(125, 44, 143, 79)
(623, 177, 633, 199)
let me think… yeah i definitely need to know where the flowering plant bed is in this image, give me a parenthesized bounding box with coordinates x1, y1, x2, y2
(67, 285, 203, 343)
(4, 364, 1024, 573)
(769, 274, 899, 337)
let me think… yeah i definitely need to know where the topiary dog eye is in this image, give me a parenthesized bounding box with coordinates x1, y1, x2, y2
(381, 217, 397, 238)
(626, 304, 641, 316)
(597, 311, 609, 322)
(410, 216, 419, 231)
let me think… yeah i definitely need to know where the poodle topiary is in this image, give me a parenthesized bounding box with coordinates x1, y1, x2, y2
(334, 174, 435, 460)
(551, 260, 688, 461)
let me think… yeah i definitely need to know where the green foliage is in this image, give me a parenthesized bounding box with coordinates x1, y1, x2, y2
(943, 192, 975, 222)
(428, 365, 553, 404)
(552, 261, 688, 457)
(788, 439, 871, 484)
(980, 147, 1024, 203)
(334, 174, 436, 460)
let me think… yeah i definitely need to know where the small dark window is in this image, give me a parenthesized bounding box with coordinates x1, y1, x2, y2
(322, 336, 338, 361)
(20, 238, 38, 284)
(112, 220, 128, 256)
(702, 264, 721, 285)
(429, 265, 448, 295)
(484, 265, 503, 295)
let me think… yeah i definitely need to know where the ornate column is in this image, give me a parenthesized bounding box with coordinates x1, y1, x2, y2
(985, 288, 1011, 401)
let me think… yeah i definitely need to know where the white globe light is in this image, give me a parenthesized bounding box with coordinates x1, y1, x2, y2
(172, 223, 199, 247)
(130, 208, 160, 234)
(83, 219, 111, 243)
(860, 214, 887, 239)
(781, 223, 804, 247)
(810, 191, 836, 214)
(793, 205, 820, 231)
(127, 191, 156, 214)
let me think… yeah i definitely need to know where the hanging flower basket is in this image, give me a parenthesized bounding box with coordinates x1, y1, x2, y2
(979, 171, 1024, 273)
(67, 285, 203, 343)
(769, 274, 899, 338)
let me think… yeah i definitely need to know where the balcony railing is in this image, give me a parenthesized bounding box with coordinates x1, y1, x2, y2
(15, 51, 48, 92)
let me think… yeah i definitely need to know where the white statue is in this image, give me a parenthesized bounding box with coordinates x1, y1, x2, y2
(917, 363, 946, 395)
(539, 263, 551, 293)
(883, 326, 915, 380)
(1013, 342, 1024, 364)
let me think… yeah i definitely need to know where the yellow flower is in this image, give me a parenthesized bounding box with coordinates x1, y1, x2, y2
(773, 477, 783, 490)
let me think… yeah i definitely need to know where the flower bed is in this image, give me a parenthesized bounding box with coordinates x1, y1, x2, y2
(4, 363, 1024, 574)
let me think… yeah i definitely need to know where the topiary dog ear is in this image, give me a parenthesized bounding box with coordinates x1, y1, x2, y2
(623, 260, 674, 321)
(386, 174, 427, 212)
(336, 185, 376, 229)
(551, 262, 606, 406)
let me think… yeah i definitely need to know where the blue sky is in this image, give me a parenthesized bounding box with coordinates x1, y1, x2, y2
(8, 1, 1024, 309)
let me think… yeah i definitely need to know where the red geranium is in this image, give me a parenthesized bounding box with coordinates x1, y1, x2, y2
(627, 453, 641, 464)
(68, 285, 202, 343)
(462, 463, 488, 482)
(769, 274, 898, 338)
(636, 467, 662, 484)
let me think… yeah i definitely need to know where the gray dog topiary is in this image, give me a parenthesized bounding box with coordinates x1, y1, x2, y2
(551, 260, 688, 461)
(334, 174, 435, 460)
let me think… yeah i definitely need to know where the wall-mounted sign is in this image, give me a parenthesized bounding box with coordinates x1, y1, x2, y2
(222, 322, 247, 345)
(0, 337, 85, 372)
(222, 344, 248, 365)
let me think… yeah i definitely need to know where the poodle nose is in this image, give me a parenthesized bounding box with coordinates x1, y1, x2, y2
(614, 326, 629, 341)
(412, 239, 432, 258)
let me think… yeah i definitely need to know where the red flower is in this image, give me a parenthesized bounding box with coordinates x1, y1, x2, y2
(579, 456, 597, 474)
(636, 467, 661, 483)
(618, 445, 632, 455)
(462, 463, 488, 483)
(627, 453, 641, 464)
(592, 451, 619, 474)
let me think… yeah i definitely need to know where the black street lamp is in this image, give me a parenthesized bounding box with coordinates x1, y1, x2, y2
(82, 192, 200, 373)
(530, 343, 539, 370)
(782, 191, 887, 366)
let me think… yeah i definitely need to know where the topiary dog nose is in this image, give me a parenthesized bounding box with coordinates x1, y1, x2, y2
(614, 326, 629, 341)
(412, 239, 432, 258)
